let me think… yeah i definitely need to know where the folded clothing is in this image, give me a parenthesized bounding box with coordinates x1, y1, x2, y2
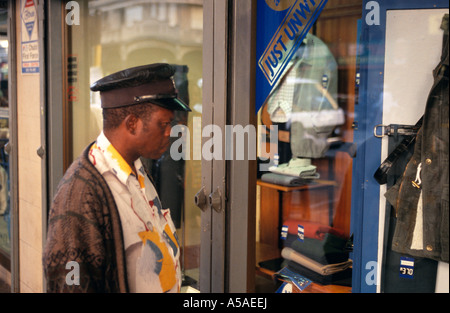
(268, 164, 320, 179)
(286, 260, 352, 286)
(260, 173, 317, 187)
(282, 247, 352, 276)
(289, 233, 349, 265)
(283, 219, 348, 240)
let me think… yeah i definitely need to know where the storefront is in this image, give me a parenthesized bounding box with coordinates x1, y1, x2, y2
(1, 0, 448, 294)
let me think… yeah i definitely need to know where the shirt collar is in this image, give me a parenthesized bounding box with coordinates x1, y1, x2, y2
(95, 131, 145, 187)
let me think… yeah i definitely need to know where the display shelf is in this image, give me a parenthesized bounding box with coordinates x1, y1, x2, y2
(257, 179, 338, 247)
(255, 242, 351, 293)
(257, 179, 338, 192)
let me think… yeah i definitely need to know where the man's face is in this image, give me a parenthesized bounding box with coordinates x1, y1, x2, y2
(135, 105, 174, 160)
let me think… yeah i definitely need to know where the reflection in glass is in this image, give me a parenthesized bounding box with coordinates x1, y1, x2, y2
(66, 0, 203, 288)
(256, 1, 361, 292)
(0, 6, 10, 258)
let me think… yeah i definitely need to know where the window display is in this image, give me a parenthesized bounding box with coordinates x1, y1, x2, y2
(256, 0, 360, 293)
(351, 1, 448, 293)
(255, 0, 448, 294)
(379, 12, 448, 293)
(265, 33, 344, 177)
(384, 12, 448, 265)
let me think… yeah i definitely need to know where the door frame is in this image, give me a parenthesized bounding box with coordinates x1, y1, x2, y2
(201, 0, 257, 293)
(226, 0, 257, 293)
(2, 0, 19, 292)
(200, 0, 228, 293)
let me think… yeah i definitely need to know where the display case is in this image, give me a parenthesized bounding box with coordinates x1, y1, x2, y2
(254, 0, 449, 293)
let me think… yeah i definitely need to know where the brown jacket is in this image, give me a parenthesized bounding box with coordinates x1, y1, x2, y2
(43, 143, 129, 292)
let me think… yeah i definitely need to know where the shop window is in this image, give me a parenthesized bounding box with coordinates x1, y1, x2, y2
(255, 0, 362, 293)
(254, 0, 449, 294)
(64, 0, 203, 290)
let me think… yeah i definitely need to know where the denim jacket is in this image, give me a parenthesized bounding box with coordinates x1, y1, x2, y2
(385, 14, 449, 263)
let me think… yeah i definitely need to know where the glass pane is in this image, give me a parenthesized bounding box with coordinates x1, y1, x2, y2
(66, 0, 203, 290)
(0, 5, 10, 258)
(255, 0, 361, 293)
(255, 0, 449, 294)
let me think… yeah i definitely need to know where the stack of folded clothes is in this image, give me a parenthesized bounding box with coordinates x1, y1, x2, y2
(260, 172, 319, 187)
(280, 219, 352, 286)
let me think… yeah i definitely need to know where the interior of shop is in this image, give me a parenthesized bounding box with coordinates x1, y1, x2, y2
(254, 0, 361, 293)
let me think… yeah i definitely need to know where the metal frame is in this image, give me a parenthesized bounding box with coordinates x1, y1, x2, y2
(226, 0, 257, 293)
(202, 0, 257, 293)
(5, 0, 19, 293)
(201, 0, 228, 293)
(199, 0, 213, 293)
(44, 1, 65, 201)
(37, 0, 49, 293)
(41, 0, 66, 292)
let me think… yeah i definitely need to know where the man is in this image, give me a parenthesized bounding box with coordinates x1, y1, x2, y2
(43, 63, 191, 293)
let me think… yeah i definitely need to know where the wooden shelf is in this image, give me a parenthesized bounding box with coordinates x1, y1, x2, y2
(257, 179, 338, 192)
(255, 242, 351, 293)
(256, 242, 281, 280)
(257, 179, 338, 247)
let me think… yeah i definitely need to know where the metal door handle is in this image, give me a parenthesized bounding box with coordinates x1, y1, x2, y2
(209, 187, 222, 213)
(37, 146, 45, 159)
(194, 186, 208, 211)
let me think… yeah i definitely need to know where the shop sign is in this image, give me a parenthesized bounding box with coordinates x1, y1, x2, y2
(20, 0, 39, 74)
(256, 0, 327, 113)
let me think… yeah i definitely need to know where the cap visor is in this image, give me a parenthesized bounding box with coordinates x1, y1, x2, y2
(150, 98, 191, 112)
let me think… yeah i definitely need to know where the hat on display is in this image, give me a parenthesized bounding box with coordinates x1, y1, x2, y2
(90, 63, 191, 112)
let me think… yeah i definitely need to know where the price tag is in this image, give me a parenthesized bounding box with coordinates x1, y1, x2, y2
(399, 257, 415, 279)
(297, 225, 305, 242)
(280, 225, 288, 240)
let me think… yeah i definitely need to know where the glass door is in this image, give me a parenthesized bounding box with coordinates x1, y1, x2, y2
(0, 0, 11, 283)
(61, 0, 205, 291)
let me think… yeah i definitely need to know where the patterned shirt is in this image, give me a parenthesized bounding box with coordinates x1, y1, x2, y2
(88, 132, 181, 293)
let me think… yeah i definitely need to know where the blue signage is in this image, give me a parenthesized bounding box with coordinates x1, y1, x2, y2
(256, 0, 328, 113)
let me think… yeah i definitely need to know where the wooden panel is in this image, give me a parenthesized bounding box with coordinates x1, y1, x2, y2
(259, 185, 280, 246)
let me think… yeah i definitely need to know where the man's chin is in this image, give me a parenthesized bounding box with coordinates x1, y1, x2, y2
(148, 150, 168, 160)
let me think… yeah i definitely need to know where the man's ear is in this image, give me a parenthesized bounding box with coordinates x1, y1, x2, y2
(124, 114, 139, 135)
